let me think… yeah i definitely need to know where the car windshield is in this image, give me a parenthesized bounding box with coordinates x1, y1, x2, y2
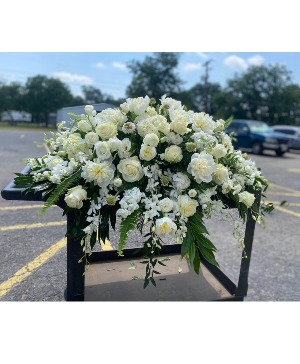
(248, 121, 271, 132)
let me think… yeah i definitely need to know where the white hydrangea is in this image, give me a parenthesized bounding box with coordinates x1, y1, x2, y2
(172, 172, 191, 191)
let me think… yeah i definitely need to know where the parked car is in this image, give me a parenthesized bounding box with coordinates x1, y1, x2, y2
(225, 119, 290, 156)
(271, 125, 300, 150)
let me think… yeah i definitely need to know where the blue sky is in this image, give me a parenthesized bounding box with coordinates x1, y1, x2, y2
(1, 52, 300, 99)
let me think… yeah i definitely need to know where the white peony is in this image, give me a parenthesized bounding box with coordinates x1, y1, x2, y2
(126, 96, 150, 115)
(96, 121, 118, 140)
(172, 172, 191, 191)
(161, 145, 183, 163)
(212, 164, 229, 185)
(94, 141, 112, 160)
(139, 144, 157, 161)
(187, 151, 216, 183)
(64, 185, 88, 209)
(178, 195, 198, 217)
(192, 112, 215, 134)
(212, 144, 227, 159)
(158, 198, 174, 213)
(238, 191, 255, 208)
(82, 161, 115, 187)
(117, 156, 144, 182)
(155, 217, 177, 236)
(143, 133, 159, 147)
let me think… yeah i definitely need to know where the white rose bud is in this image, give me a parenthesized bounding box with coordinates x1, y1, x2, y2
(212, 164, 229, 185)
(155, 217, 177, 236)
(212, 144, 227, 159)
(143, 133, 159, 147)
(238, 191, 255, 208)
(78, 119, 92, 133)
(162, 145, 183, 163)
(113, 178, 122, 187)
(178, 195, 198, 217)
(64, 185, 88, 209)
(188, 189, 197, 198)
(139, 144, 157, 161)
(84, 105, 94, 116)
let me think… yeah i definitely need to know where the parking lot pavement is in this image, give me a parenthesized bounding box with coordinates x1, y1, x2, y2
(0, 130, 299, 301)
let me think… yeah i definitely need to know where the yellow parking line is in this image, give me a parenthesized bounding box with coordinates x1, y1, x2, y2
(267, 192, 300, 197)
(287, 168, 300, 173)
(269, 183, 300, 194)
(0, 204, 45, 211)
(0, 238, 67, 298)
(275, 206, 300, 218)
(0, 221, 66, 232)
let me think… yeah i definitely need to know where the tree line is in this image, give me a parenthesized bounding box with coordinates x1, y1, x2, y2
(1, 52, 300, 127)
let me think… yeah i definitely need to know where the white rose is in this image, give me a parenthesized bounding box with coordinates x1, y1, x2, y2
(178, 195, 198, 217)
(64, 185, 88, 209)
(84, 105, 94, 116)
(139, 144, 157, 161)
(238, 191, 255, 208)
(187, 151, 216, 183)
(158, 198, 174, 213)
(126, 96, 150, 115)
(85, 131, 99, 146)
(81, 161, 115, 187)
(143, 133, 159, 147)
(95, 141, 112, 160)
(78, 119, 92, 133)
(99, 108, 127, 125)
(120, 102, 129, 114)
(212, 144, 227, 159)
(155, 217, 177, 236)
(96, 121, 118, 140)
(113, 178, 123, 187)
(117, 156, 144, 182)
(162, 145, 183, 163)
(212, 164, 229, 185)
(107, 137, 122, 152)
(172, 172, 191, 191)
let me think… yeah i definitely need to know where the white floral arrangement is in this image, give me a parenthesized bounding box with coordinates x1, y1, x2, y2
(15, 96, 272, 287)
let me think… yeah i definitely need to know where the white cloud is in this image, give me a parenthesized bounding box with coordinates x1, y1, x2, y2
(95, 62, 106, 69)
(224, 55, 248, 71)
(195, 52, 208, 59)
(248, 55, 264, 66)
(112, 62, 127, 71)
(183, 63, 202, 72)
(53, 72, 93, 85)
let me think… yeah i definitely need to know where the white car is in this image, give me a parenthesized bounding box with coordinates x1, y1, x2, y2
(272, 125, 300, 150)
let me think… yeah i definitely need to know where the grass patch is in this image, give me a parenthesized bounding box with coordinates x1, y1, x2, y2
(0, 121, 56, 132)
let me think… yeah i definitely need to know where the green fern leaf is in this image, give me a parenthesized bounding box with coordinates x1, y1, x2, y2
(118, 209, 141, 256)
(39, 169, 82, 217)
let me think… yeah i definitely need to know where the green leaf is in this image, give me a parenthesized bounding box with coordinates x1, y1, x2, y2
(193, 248, 201, 274)
(118, 209, 141, 256)
(143, 278, 150, 289)
(150, 277, 156, 287)
(194, 232, 217, 252)
(189, 212, 208, 234)
(188, 241, 196, 265)
(199, 246, 219, 267)
(181, 227, 193, 257)
(224, 116, 234, 129)
(39, 169, 82, 217)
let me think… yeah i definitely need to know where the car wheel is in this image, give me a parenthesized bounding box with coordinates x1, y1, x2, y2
(276, 150, 285, 157)
(252, 141, 263, 155)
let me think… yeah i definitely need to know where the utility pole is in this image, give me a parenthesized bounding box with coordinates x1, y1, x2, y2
(202, 59, 213, 113)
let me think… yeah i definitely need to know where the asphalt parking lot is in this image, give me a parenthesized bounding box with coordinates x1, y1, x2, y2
(0, 129, 300, 301)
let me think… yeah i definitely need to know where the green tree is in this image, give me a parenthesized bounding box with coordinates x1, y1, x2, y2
(126, 52, 183, 101)
(0, 82, 25, 124)
(225, 64, 292, 123)
(23, 75, 73, 127)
